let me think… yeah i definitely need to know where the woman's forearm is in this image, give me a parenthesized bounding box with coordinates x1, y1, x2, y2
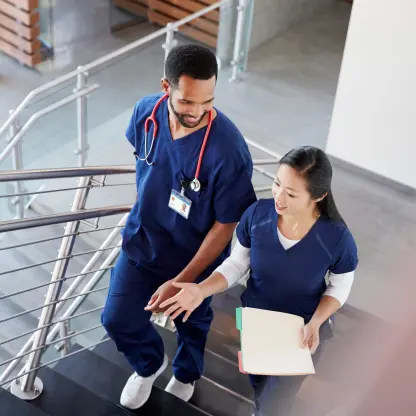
(310, 295, 341, 327)
(198, 272, 229, 298)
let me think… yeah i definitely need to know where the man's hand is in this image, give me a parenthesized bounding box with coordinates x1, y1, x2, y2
(145, 221, 235, 315)
(144, 280, 180, 314)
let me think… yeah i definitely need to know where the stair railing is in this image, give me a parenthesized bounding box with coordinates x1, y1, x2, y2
(0, 165, 134, 399)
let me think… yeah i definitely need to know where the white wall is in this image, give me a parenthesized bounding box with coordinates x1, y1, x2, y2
(326, 0, 416, 189)
(249, 0, 333, 50)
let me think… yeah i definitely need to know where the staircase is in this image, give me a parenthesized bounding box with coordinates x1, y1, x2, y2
(0, 164, 380, 416)
(0, 282, 255, 416)
(0, 161, 260, 416)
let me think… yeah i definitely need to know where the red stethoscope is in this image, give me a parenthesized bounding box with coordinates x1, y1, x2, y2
(137, 93, 213, 192)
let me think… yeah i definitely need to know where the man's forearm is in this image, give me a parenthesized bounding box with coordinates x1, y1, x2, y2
(174, 221, 237, 284)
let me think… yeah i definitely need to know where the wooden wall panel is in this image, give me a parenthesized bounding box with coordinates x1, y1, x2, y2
(0, 0, 39, 26)
(0, 26, 40, 53)
(148, 10, 217, 48)
(0, 39, 41, 66)
(197, 0, 219, 5)
(9, 0, 39, 12)
(0, 0, 41, 67)
(149, 0, 217, 36)
(162, 0, 219, 22)
(0, 12, 40, 39)
(112, 0, 219, 48)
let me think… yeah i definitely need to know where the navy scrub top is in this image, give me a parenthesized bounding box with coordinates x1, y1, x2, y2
(122, 93, 257, 279)
(237, 199, 359, 322)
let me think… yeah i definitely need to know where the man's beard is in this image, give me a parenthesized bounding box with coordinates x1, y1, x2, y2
(169, 95, 207, 128)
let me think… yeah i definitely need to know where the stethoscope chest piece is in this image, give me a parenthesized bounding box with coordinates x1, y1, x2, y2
(189, 178, 201, 192)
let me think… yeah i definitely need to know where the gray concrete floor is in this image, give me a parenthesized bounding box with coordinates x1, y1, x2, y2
(1, 1, 416, 412)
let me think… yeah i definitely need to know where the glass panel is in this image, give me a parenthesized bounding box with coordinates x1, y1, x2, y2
(241, 0, 255, 72)
(38, 0, 54, 59)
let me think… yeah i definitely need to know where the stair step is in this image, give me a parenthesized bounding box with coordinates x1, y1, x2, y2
(208, 309, 241, 361)
(53, 344, 209, 416)
(0, 388, 47, 416)
(30, 365, 132, 415)
(211, 286, 244, 315)
(94, 336, 254, 416)
(155, 325, 253, 400)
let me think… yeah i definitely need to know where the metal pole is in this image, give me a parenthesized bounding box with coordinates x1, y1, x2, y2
(11, 176, 92, 400)
(9, 111, 25, 219)
(162, 23, 177, 76)
(56, 321, 72, 356)
(74, 67, 89, 167)
(229, 0, 247, 83)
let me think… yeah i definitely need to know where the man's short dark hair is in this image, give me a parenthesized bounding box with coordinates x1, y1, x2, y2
(165, 44, 218, 88)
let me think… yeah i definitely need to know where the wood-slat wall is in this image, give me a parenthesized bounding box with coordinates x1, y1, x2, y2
(0, 0, 41, 66)
(113, 0, 219, 48)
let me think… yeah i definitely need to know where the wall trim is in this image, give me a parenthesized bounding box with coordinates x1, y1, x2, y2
(328, 155, 416, 197)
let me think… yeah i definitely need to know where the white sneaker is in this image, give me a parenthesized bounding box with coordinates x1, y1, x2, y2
(165, 376, 195, 402)
(120, 355, 168, 409)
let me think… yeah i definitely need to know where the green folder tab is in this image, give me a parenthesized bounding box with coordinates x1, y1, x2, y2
(236, 307, 242, 331)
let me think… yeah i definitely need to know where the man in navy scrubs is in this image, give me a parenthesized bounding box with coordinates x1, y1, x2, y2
(102, 44, 256, 410)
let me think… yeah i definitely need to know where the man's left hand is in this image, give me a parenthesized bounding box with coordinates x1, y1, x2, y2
(144, 280, 181, 314)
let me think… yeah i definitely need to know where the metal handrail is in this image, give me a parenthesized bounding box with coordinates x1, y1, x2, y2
(0, 286, 109, 325)
(0, 246, 119, 277)
(252, 158, 280, 165)
(0, 165, 136, 182)
(0, 205, 131, 233)
(0, 1, 229, 137)
(0, 305, 104, 347)
(0, 84, 100, 164)
(0, 267, 113, 300)
(0, 225, 123, 252)
(0, 182, 136, 199)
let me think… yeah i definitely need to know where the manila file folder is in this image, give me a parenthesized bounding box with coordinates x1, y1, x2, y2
(236, 307, 315, 376)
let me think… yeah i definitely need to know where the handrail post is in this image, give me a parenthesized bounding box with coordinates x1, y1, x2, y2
(10, 176, 93, 400)
(8, 111, 25, 219)
(162, 23, 177, 75)
(230, 0, 247, 83)
(74, 67, 89, 167)
(56, 321, 73, 356)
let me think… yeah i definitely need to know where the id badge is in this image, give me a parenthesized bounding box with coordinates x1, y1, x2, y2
(169, 189, 192, 219)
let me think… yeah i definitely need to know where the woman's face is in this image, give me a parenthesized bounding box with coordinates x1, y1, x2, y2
(271, 164, 314, 216)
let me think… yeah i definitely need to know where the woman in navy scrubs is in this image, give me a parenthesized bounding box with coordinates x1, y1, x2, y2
(161, 146, 359, 415)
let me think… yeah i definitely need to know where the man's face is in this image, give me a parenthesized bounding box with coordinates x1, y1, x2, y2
(163, 75, 216, 128)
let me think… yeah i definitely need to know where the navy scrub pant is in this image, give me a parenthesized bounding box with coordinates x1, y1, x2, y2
(101, 250, 214, 384)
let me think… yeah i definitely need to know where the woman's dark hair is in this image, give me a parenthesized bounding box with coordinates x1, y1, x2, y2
(279, 146, 345, 224)
(165, 44, 218, 88)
